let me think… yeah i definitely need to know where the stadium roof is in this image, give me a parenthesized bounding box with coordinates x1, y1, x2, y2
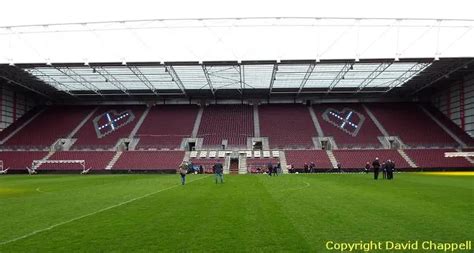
(1, 57, 472, 100)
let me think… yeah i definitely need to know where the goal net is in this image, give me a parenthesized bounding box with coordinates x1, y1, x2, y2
(32, 160, 86, 171)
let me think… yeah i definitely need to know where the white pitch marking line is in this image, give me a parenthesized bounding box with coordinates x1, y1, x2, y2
(0, 175, 209, 246)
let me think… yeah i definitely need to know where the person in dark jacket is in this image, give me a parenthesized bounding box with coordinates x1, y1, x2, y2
(382, 162, 387, 179)
(267, 162, 273, 176)
(372, 158, 380, 180)
(213, 163, 224, 184)
(303, 163, 309, 173)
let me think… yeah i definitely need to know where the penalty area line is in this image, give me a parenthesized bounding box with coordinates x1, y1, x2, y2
(0, 175, 209, 246)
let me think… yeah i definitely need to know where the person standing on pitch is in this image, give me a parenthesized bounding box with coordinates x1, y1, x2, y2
(179, 162, 188, 185)
(213, 162, 224, 184)
(372, 157, 380, 180)
(382, 162, 387, 179)
(267, 162, 273, 176)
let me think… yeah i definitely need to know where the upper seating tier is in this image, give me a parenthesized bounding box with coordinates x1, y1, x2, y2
(72, 105, 145, 149)
(136, 105, 198, 149)
(198, 105, 253, 148)
(259, 104, 316, 149)
(313, 104, 382, 148)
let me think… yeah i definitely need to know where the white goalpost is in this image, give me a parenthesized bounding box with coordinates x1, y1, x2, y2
(0, 160, 7, 174)
(31, 160, 87, 174)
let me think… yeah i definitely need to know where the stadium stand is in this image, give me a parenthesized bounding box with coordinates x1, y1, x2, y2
(367, 103, 457, 147)
(259, 104, 316, 149)
(113, 151, 184, 171)
(72, 105, 145, 149)
(404, 149, 472, 168)
(285, 150, 333, 169)
(332, 149, 410, 169)
(0, 107, 42, 141)
(313, 103, 383, 148)
(0, 151, 48, 170)
(197, 104, 253, 148)
(37, 151, 115, 170)
(136, 105, 198, 149)
(3, 106, 94, 149)
(424, 105, 474, 146)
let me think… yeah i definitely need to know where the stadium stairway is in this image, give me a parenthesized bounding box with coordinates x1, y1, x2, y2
(192, 106, 204, 138)
(362, 104, 389, 137)
(279, 151, 288, 173)
(105, 151, 123, 170)
(238, 155, 247, 174)
(253, 104, 260, 138)
(397, 149, 417, 168)
(67, 107, 98, 139)
(419, 105, 467, 147)
(309, 106, 324, 137)
(326, 150, 339, 168)
(0, 108, 46, 145)
(128, 106, 151, 139)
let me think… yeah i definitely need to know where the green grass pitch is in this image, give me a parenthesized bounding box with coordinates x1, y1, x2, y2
(0, 173, 472, 252)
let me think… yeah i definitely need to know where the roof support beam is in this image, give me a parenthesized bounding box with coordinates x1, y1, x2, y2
(165, 65, 187, 96)
(355, 62, 392, 93)
(23, 68, 76, 97)
(268, 64, 278, 94)
(202, 65, 215, 95)
(95, 67, 130, 96)
(326, 62, 353, 94)
(55, 67, 103, 96)
(239, 65, 244, 95)
(128, 66, 160, 97)
(296, 63, 316, 96)
(385, 62, 430, 92)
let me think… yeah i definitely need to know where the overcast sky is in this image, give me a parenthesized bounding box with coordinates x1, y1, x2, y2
(1, 0, 473, 27)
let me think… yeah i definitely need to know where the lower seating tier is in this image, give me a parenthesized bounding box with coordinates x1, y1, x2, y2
(113, 151, 185, 171)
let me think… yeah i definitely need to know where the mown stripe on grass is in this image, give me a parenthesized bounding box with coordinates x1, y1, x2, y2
(0, 175, 209, 246)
